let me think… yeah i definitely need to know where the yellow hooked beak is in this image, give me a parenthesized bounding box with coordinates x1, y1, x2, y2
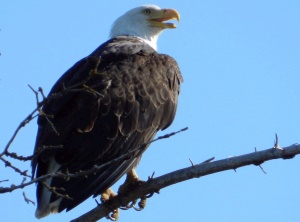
(148, 8, 180, 29)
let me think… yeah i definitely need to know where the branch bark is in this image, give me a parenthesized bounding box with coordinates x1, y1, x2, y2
(71, 143, 300, 222)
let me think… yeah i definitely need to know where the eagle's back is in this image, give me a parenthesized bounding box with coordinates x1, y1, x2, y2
(32, 36, 183, 217)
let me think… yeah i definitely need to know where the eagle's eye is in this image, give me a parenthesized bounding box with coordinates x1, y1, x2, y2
(144, 9, 151, 14)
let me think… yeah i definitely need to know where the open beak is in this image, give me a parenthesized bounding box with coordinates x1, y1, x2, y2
(148, 8, 180, 29)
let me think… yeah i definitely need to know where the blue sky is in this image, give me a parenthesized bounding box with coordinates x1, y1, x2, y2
(1, 1, 300, 221)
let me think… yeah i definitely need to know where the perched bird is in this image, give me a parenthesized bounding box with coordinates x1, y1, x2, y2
(32, 4, 183, 219)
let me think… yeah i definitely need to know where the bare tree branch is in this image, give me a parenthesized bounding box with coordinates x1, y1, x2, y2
(0, 128, 188, 194)
(71, 143, 300, 222)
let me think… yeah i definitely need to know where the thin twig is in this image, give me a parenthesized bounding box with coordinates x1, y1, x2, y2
(274, 133, 283, 150)
(189, 158, 194, 167)
(0, 109, 38, 157)
(23, 191, 35, 205)
(198, 157, 215, 165)
(258, 165, 267, 174)
(0, 156, 30, 178)
(42, 181, 72, 200)
(38, 87, 47, 100)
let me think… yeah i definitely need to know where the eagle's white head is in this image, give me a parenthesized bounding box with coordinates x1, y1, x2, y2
(110, 5, 180, 50)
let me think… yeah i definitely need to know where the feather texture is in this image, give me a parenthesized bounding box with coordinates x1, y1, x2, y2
(32, 36, 182, 217)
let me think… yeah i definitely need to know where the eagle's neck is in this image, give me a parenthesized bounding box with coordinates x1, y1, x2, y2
(135, 35, 158, 50)
(110, 31, 159, 51)
(109, 18, 162, 51)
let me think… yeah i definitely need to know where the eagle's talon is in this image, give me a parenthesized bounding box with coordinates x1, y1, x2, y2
(106, 209, 119, 221)
(101, 188, 120, 220)
(118, 169, 145, 195)
(146, 192, 154, 198)
(101, 188, 116, 203)
(145, 188, 160, 198)
(120, 200, 136, 210)
(118, 169, 150, 212)
(133, 205, 144, 211)
(119, 206, 130, 210)
(132, 196, 147, 211)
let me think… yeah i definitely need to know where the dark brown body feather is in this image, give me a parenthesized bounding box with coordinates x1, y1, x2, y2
(32, 36, 183, 212)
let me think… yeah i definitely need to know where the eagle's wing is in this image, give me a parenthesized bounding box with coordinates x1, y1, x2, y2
(32, 36, 183, 215)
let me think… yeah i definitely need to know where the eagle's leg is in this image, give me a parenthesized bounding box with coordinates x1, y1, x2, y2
(101, 188, 119, 221)
(118, 168, 147, 211)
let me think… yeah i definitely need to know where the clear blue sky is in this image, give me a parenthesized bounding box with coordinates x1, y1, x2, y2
(1, 1, 300, 221)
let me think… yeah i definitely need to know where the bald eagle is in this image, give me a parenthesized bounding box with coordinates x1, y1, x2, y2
(32, 5, 182, 218)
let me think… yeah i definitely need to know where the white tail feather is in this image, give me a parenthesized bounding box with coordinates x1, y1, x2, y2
(35, 157, 62, 219)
